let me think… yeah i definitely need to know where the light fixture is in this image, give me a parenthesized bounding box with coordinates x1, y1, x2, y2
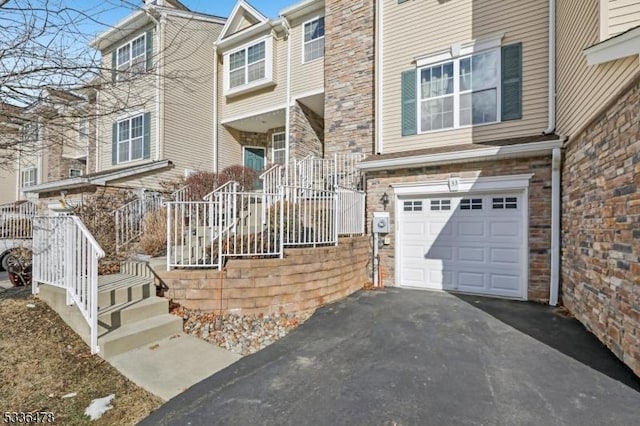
(380, 192, 389, 210)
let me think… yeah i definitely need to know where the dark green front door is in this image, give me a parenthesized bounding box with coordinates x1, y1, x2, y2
(244, 147, 265, 189)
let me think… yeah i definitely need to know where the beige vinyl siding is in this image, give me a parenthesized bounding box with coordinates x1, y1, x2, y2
(557, 0, 640, 138)
(97, 26, 157, 173)
(162, 16, 223, 179)
(290, 11, 324, 97)
(216, 53, 243, 170)
(604, 0, 640, 38)
(0, 168, 17, 204)
(382, 0, 549, 154)
(220, 35, 287, 121)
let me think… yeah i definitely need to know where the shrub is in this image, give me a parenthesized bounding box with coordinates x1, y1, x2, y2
(184, 171, 228, 201)
(139, 207, 169, 257)
(221, 165, 258, 191)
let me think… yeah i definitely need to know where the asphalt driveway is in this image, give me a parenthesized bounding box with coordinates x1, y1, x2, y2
(142, 289, 640, 425)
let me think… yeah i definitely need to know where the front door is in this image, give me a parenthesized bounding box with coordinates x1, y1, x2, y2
(243, 147, 265, 189)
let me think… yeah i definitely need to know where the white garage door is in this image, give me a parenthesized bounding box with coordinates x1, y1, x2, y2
(398, 193, 526, 299)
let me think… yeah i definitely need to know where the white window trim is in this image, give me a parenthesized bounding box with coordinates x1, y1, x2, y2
(302, 15, 325, 64)
(271, 132, 286, 165)
(415, 33, 503, 67)
(116, 113, 145, 164)
(21, 168, 38, 188)
(223, 36, 274, 97)
(116, 33, 146, 80)
(416, 46, 502, 134)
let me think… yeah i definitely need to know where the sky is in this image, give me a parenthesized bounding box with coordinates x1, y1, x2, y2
(83, 0, 294, 40)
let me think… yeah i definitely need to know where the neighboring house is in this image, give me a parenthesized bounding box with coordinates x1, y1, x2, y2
(215, 0, 326, 176)
(24, 0, 226, 205)
(556, 0, 640, 375)
(0, 90, 90, 206)
(359, 0, 561, 303)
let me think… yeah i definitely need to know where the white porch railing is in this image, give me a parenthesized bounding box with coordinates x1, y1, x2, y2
(171, 185, 193, 202)
(32, 216, 105, 354)
(288, 153, 365, 191)
(114, 193, 163, 252)
(0, 201, 36, 239)
(336, 187, 366, 236)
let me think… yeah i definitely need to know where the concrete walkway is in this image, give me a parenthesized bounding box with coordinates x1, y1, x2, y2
(141, 288, 640, 425)
(108, 333, 241, 401)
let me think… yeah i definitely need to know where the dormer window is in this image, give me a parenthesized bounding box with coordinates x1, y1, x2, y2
(303, 16, 324, 63)
(223, 37, 274, 96)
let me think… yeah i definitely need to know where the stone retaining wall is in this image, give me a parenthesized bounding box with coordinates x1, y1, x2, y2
(158, 237, 370, 314)
(561, 75, 640, 376)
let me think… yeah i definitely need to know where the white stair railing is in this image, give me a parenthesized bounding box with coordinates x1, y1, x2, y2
(0, 201, 36, 239)
(114, 194, 163, 252)
(171, 185, 192, 202)
(32, 215, 105, 354)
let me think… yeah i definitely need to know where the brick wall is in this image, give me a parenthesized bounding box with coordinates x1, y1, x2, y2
(366, 156, 553, 301)
(290, 102, 323, 160)
(324, 0, 375, 156)
(158, 236, 370, 314)
(561, 76, 640, 376)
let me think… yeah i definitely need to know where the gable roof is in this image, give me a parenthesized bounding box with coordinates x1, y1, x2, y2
(217, 0, 269, 42)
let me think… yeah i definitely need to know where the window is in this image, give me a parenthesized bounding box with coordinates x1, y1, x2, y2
(21, 168, 37, 188)
(303, 17, 325, 63)
(117, 114, 144, 163)
(23, 122, 38, 145)
(492, 197, 518, 209)
(227, 39, 269, 91)
(272, 132, 286, 165)
(117, 34, 146, 79)
(78, 118, 88, 146)
(430, 199, 451, 211)
(461, 198, 483, 210)
(69, 168, 82, 177)
(402, 40, 522, 136)
(403, 200, 423, 212)
(419, 49, 499, 133)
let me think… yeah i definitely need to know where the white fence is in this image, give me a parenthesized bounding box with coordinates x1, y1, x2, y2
(0, 201, 36, 239)
(32, 216, 105, 354)
(114, 193, 163, 252)
(167, 182, 365, 270)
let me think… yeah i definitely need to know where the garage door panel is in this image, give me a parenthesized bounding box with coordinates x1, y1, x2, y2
(399, 191, 526, 299)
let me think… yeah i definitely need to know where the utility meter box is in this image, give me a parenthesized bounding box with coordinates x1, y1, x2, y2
(372, 211, 390, 234)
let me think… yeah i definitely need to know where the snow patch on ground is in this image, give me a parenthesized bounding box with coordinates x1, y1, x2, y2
(84, 394, 115, 420)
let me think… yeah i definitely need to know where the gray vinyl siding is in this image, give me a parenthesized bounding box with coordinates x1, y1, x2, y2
(557, 0, 640, 138)
(381, 0, 549, 154)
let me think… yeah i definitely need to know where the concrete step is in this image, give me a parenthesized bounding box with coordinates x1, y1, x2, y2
(99, 314, 183, 359)
(120, 260, 154, 279)
(98, 274, 153, 308)
(98, 296, 169, 329)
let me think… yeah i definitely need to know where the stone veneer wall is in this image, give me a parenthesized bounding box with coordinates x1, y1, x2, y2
(561, 76, 640, 376)
(290, 102, 323, 160)
(158, 237, 370, 314)
(324, 0, 375, 156)
(366, 156, 553, 301)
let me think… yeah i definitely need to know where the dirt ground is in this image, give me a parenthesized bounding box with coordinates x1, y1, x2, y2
(0, 285, 162, 425)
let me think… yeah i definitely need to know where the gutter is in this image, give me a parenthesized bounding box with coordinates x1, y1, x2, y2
(543, 0, 556, 134)
(359, 139, 563, 171)
(155, 14, 166, 161)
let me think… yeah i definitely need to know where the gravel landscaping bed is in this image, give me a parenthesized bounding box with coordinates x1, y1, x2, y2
(171, 306, 314, 356)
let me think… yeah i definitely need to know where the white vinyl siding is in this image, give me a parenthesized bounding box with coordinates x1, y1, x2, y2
(303, 16, 325, 63)
(382, 0, 549, 153)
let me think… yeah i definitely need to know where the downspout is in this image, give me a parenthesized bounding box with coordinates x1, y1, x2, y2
(282, 18, 292, 168)
(543, 0, 556, 135)
(550, 147, 561, 306)
(213, 44, 218, 173)
(375, 0, 384, 154)
(155, 14, 166, 161)
(95, 90, 100, 173)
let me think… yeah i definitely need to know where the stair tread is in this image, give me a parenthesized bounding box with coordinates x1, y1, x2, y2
(98, 295, 166, 316)
(99, 314, 181, 342)
(98, 274, 152, 292)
